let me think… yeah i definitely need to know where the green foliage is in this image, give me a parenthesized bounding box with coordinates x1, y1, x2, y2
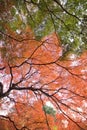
(11, 7, 16, 16)
(43, 105, 56, 116)
(9, 14, 22, 31)
(0, 0, 87, 58)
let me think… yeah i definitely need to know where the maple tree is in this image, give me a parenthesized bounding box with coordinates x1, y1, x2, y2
(0, 0, 87, 130)
(0, 26, 87, 130)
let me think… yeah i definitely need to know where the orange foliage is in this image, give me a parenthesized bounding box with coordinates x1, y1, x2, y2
(10, 100, 55, 130)
(0, 26, 87, 130)
(0, 118, 16, 130)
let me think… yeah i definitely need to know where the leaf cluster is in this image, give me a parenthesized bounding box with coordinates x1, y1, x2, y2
(43, 105, 56, 116)
(0, 0, 87, 58)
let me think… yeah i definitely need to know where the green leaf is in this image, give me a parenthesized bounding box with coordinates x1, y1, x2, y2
(9, 14, 22, 31)
(43, 105, 56, 116)
(11, 7, 16, 16)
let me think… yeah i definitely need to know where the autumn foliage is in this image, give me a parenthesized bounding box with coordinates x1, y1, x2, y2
(0, 26, 87, 130)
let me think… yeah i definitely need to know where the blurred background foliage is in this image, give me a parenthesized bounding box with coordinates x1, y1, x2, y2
(0, 0, 87, 58)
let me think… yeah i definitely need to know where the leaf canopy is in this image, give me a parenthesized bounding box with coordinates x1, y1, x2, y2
(0, 0, 87, 57)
